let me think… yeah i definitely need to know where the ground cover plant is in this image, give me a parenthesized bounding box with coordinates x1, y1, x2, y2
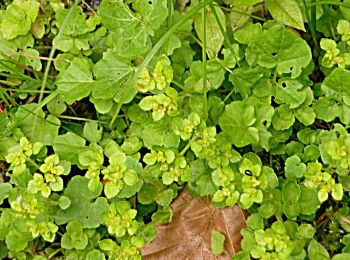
(2, 0, 350, 259)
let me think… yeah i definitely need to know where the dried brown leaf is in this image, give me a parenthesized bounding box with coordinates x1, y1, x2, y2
(141, 190, 247, 259)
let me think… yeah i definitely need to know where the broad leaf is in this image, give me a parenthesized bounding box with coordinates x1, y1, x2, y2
(14, 104, 60, 145)
(53, 132, 87, 165)
(243, 24, 311, 78)
(92, 50, 134, 100)
(194, 6, 225, 58)
(219, 99, 274, 149)
(98, 0, 167, 58)
(55, 176, 109, 228)
(56, 57, 95, 105)
(308, 240, 329, 260)
(323, 68, 350, 96)
(266, 0, 305, 31)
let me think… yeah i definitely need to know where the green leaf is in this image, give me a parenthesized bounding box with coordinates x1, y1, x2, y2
(62, 221, 88, 250)
(259, 166, 278, 190)
(219, 101, 257, 147)
(333, 254, 350, 260)
(297, 223, 315, 239)
(83, 122, 102, 143)
(295, 106, 316, 126)
(0, 183, 11, 205)
(90, 97, 113, 114)
(219, 99, 273, 149)
(272, 104, 295, 130)
(0, 1, 39, 39)
(246, 214, 264, 230)
(234, 22, 262, 44)
(55, 5, 89, 36)
(275, 80, 306, 108)
(229, 66, 271, 98)
(138, 118, 180, 149)
(47, 95, 67, 115)
(194, 6, 225, 58)
(6, 231, 31, 252)
(92, 50, 134, 100)
(223, 44, 240, 68)
(285, 155, 306, 179)
(229, 6, 251, 32)
(155, 189, 174, 207)
(53, 132, 86, 165)
(232, 251, 251, 260)
(56, 57, 95, 105)
(15, 104, 60, 146)
(138, 182, 161, 204)
(58, 195, 71, 210)
(266, 0, 305, 31)
(19, 48, 42, 71)
(55, 176, 109, 228)
(308, 240, 330, 260)
(184, 60, 225, 92)
(313, 97, 339, 122)
(282, 180, 300, 218)
(211, 230, 225, 256)
(244, 24, 311, 78)
(123, 170, 138, 186)
(86, 249, 105, 260)
(323, 68, 350, 96)
(98, 0, 167, 58)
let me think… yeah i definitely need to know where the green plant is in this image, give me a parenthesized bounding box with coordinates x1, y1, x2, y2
(2, 0, 350, 259)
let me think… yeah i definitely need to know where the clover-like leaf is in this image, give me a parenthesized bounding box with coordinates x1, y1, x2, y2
(285, 155, 306, 179)
(219, 99, 274, 149)
(243, 24, 311, 78)
(55, 176, 109, 228)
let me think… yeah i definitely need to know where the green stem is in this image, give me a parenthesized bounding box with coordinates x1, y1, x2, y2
(0, 79, 18, 87)
(27, 158, 40, 170)
(310, 0, 319, 52)
(38, 0, 80, 104)
(1, 88, 52, 94)
(0, 91, 10, 107)
(81, 0, 96, 14)
(179, 141, 192, 156)
(109, 0, 212, 129)
(202, 6, 208, 121)
(168, 0, 174, 26)
(276, 213, 283, 223)
(57, 115, 106, 122)
(308, 1, 350, 8)
(223, 89, 235, 103)
(3, 91, 15, 106)
(273, 68, 278, 82)
(215, 56, 233, 73)
(34, 91, 58, 114)
(172, 80, 185, 90)
(0, 72, 39, 82)
(303, 0, 319, 52)
(209, 3, 241, 68)
(214, 3, 266, 21)
(48, 248, 62, 259)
